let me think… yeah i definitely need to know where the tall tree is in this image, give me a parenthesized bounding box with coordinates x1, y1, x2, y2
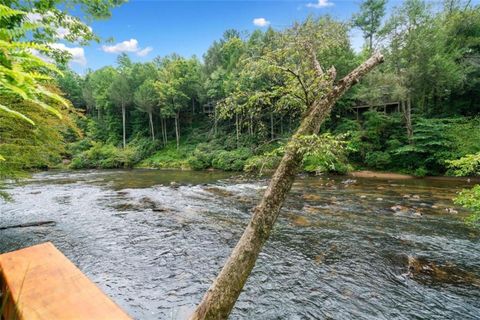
(190, 18, 384, 319)
(109, 73, 132, 148)
(380, 0, 465, 139)
(156, 56, 201, 149)
(134, 80, 158, 141)
(353, 0, 387, 51)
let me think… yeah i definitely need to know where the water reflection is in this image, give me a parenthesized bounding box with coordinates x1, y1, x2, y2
(0, 170, 479, 319)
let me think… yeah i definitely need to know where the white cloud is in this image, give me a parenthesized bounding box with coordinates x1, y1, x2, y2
(306, 0, 334, 9)
(49, 43, 87, 66)
(101, 38, 153, 57)
(253, 18, 270, 27)
(137, 47, 153, 57)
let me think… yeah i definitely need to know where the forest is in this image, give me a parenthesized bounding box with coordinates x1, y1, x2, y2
(1, 0, 480, 318)
(3, 0, 479, 222)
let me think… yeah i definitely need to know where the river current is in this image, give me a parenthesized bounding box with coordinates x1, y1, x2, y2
(1, 169, 479, 319)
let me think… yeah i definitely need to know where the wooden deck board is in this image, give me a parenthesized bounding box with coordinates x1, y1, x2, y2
(0, 242, 131, 320)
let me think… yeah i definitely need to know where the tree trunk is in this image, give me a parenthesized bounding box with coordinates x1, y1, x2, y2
(189, 52, 384, 320)
(270, 112, 274, 140)
(122, 104, 126, 149)
(164, 118, 168, 145)
(280, 115, 284, 135)
(214, 107, 218, 136)
(406, 98, 413, 142)
(159, 116, 164, 146)
(401, 99, 413, 142)
(175, 112, 180, 149)
(235, 113, 239, 148)
(149, 112, 155, 141)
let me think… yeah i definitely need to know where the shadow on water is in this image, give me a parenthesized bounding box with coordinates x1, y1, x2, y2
(0, 169, 479, 319)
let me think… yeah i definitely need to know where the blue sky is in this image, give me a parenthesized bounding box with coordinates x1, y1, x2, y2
(63, 0, 440, 73)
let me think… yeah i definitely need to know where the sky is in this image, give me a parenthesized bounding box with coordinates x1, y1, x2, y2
(61, 0, 438, 73)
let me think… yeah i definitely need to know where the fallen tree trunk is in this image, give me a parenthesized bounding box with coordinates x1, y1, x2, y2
(0, 220, 56, 230)
(190, 52, 384, 320)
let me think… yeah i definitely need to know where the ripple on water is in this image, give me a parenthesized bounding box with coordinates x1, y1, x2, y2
(0, 170, 479, 319)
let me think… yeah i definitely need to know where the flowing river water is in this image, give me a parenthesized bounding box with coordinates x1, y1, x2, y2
(1, 169, 479, 319)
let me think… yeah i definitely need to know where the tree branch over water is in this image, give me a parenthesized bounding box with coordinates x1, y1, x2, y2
(190, 35, 384, 319)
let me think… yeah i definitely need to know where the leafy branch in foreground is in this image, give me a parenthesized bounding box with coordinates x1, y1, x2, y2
(0, 4, 68, 125)
(244, 133, 351, 175)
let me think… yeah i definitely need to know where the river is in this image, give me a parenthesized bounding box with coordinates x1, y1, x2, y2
(1, 169, 479, 319)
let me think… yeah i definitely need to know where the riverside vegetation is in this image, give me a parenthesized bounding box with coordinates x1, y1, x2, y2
(1, 0, 480, 318)
(2, 0, 479, 224)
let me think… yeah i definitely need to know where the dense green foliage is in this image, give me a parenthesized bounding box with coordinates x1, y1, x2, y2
(454, 186, 480, 225)
(448, 152, 480, 226)
(52, 0, 478, 176)
(0, 97, 79, 178)
(0, 0, 122, 176)
(1, 0, 479, 178)
(447, 152, 480, 177)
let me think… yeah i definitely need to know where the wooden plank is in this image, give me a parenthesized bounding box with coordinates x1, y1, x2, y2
(0, 242, 131, 320)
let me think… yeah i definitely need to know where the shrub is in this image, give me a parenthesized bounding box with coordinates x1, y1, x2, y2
(139, 142, 195, 169)
(128, 136, 162, 162)
(446, 152, 480, 176)
(211, 148, 252, 171)
(246, 133, 351, 175)
(187, 143, 220, 170)
(298, 134, 351, 174)
(365, 151, 392, 170)
(70, 142, 137, 169)
(413, 167, 428, 177)
(302, 154, 350, 174)
(392, 118, 456, 174)
(447, 117, 480, 157)
(454, 185, 480, 225)
(244, 151, 282, 174)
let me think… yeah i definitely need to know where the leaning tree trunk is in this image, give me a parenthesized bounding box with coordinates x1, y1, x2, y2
(189, 52, 384, 320)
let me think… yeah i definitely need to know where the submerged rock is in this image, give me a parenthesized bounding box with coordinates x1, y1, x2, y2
(391, 205, 407, 212)
(303, 205, 319, 214)
(341, 179, 357, 185)
(314, 254, 324, 264)
(302, 193, 323, 201)
(291, 216, 311, 227)
(445, 208, 459, 214)
(390, 205, 422, 217)
(406, 255, 480, 287)
(204, 187, 234, 197)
